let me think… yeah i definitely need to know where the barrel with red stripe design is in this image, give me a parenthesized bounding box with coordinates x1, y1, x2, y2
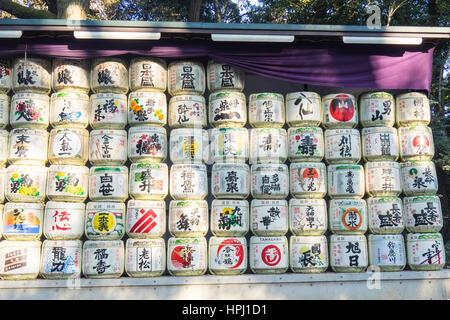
(126, 200, 166, 239)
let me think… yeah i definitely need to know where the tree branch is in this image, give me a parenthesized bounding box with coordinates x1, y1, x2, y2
(0, 0, 57, 19)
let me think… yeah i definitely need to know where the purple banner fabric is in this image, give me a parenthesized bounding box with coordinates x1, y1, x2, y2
(0, 39, 435, 92)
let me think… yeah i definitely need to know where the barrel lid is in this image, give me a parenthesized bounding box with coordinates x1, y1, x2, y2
(286, 91, 321, 99)
(322, 92, 356, 100)
(51, 92, 89, 101)
(90, 165, 128, 174)
(131, 162, 168, 170)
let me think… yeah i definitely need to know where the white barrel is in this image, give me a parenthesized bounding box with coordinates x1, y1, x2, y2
(249, 128, 287, 164)
(125, 238, 166, 277)
(209, 91, 247, 128)
(52, 58, 90, 93)
(10, 92, 49, 129)
(128, 126, 167, 163)
(8, 127, 48, 166)
(168, 94, 207, 128)
(399, 126, 434, 161)
(47, 165, 89, 202)
(0, 168, 5, 203)
(170, 164, 208, 200)
(406, 233, 445, 271)
(329, 234, 368, 272)
(365, 161, 402, 197)
(249, 236, 289, 274)
(250, 199, 288, 236)
(82, 240, 124, 278)
(207, 60, 245, 93)
(168, 200, 208, 237)
(210, 199, 249, 237)
(85, 202, 126, 240)
(0, 59, 11, 94)
(40, 239, 83, 279)
(43, 201, 86, 240)
(0, 130, 8, 166)
(90, 57, 128, 94)
(89, 129, 128, 166)
(324, 128, 361, 164)
(50, 92, 89, 128)
(0, 240, 41, 280)
(290, 162, 327, 199)
(167, 237, 207, 276)
(249, 93, 285, 128)
(403, 196, 443, 233)
(400, 161, 438, 196)
(322, 93, 358, 129)
(368, 234, 406, 271)
(327, 164, 365, 199)
(89, 93, 127, 129)
(288, 127, 324, 162)
(128, 91, 167, 126)
(289, 198, 327, 236)
(286, 92, 322, 127)
(12, 57, 51, 94)
(2, 202, 43, 240)
(168, 60, 205, 96)
(89, 166, 128, 202)
(251, 163, 289, 199)
(367, 197, 404, 234)
(129, 57, 167, 92)
(5, 165, 47, 203)
(362, 127, 399, 162)
(209, 236, 247, 275)
(169, 128, 209, 164)
(211, 163, 249, 199)
(126, 200, 166, 239)
(290, 235, 328, 273)
(329, 199, 367, 234)
(0, 93, 10, 128)
(359, 92, 395, 127)
(48, 127, 89, 165)
(210, 127, 249, 163)
(129, 163, 168, 200)
(396, 92, 430, 127)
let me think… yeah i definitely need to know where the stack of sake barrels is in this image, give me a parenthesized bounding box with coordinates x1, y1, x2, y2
(0, 59, 9, 244)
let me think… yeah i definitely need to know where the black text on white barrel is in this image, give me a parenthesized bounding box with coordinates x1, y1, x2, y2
(89, 166, 128, 202)
(400, 161, 438, 196)
(365, 161, 402, 197)
(329, 234, 368, 272)
(127, 91, 167, 127)
(287, 127, 324, 162)
(327, 164, 365, 199)
(90, 57, 129, 94)
(40, 240, 82, 279)
(89, 129, 128, 166)
(324, 128, 361, 164)
(399, 126, 435, 161)
(127, 126, 167, 163)
(43, 201, 85, 240)
(249, 127, 287, 164)
(207, 60, 245, 93)
(403, 195, 443, 233)
(250, 199, 288, 237)
(362, 127, 399, 162)
(0, 59, 11, 94)
(285, 91, 322, 127)
(89, 93, 128, 129)
(84, 202, 126, 241)
(47, 165, 89, 202)
(249, 236, 289, 274)
(169, 128, 209, 164)
(211, 163, 250, 199)
(210, 127, 249, 163)
(7, 128, 48, 166)
(168, 61, 205, 96)
(328, 199, 367, 234)
(128, 163, 168, 200)
(125, 238, 166, 277)
(368, 234, 406, 272)
(10, 92, 50, 129)
(396, 92, 430, 127)
(210, 199, 249, 237)
(168, 94, 207, 129)
(208, 236, 247, 275)
(129, 57, 167, 92)
(249, 93, 285, 128)
(50, 92, 89, 129)
(126, 200, 166, 239)
(5, 165, 48, 203)
(367, 197, 404, 234)
(168, 200, 208, 237)
(289, 198, 327, 236)
(322, 93, 358, 129)
(52, 58, 90, 94)
(251, 163, 289, 199)
(167, 237, 207, 276)
(406, 233, 445, 271)
(208, 91, 247, 128)
(290, 162, 327, 199)
(0, 94, 10, 128)
(170, 164, 208, 200)
(2, 202, 44, 240)
(0, 240, 41, 280)
(359, 92, 395, 127)
(12, 57, 51, 94)
(48, 128, 89, 166)
(290, 235, 328, 273)
(82, 240, 124, 278)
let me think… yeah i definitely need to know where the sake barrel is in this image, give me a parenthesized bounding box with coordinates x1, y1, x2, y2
(89, 93, 128, 129)
(0, 240, 41, 280)
(249, 93, 285, 128)
(169, 164, 208, 200)
(52, 58, 90, 93)
(367, 197, 404, 234)
(249, 236, 289, 274)
(10, 92, 49, 129)
(322, 93, 358, 129)
(0, 168, 5, 203)
(169, 128, 209, 164)
(209, 91, 247, 128)
(8, 127, 48, 166)
(49, 92, 89, 128)
(400, 161, 438, 196)
(40, 239, 82, 279)
(47, 165, 89, 202)
(285, 92, 322, 127)
(403, 196, 443, 233)
(208, 236, 247, 275)
(168, 60, 205, 96)
(211, 163, 250, 199)
(324, 128, 361, 164)
(0, 59, 11, 94)
(2, 202, 44, 240)
(0, 93, 10, 128)
(329, 234, 368, 272)
(89, 129, 128, 166)
(251, 163, 289, 199)
(128, 126, 167, 163)
(168, 200, 208, 237)
(90, 57, 128, 94)
(406, 233, 445, 271)
(129, 163, 168, 200)
(210, 127, 249, 163)
(89, 166, 128, 202)
(362, 127, 399, 162)
(289, 198, 327, 236)
(207, 60, 245, 93)
(365, 161, 402, 197)
(48, 128, 89, 166)
(250, 199, 288, 236)
(85, 202, 126, 240)
(210, 199, 249, 237)
(327, 164, 365, 199)
(82, 240, 124, 278)
(328, 199, 367, 235)
(129, 56, 167, 92)
(126, 200, 166, 239)
(359, 92, 395, 127)
(399, 126, 434, 161)
(290, 235, 328, 273)
(168, 94, 207, 128)
(290, 162, 327, 199)
(367, 234, 406, 271)
(287, 127, 324, 162)
(0, 130, 8, 166)
(167, 237, 207, 276)
(5, 165, 48, 203)
(43, 201, 85, 240)
(128, 91, 167, 127)
(396, 92, 430, 127)
(249, 128, 288, 164)
(125, 238, 166, 277)
(12, 57, 51, 94)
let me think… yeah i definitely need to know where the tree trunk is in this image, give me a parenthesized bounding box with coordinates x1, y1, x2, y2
(188, 0, 203, 22)
(57, 0, 89, 20)
(0, 0, 56, 19)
